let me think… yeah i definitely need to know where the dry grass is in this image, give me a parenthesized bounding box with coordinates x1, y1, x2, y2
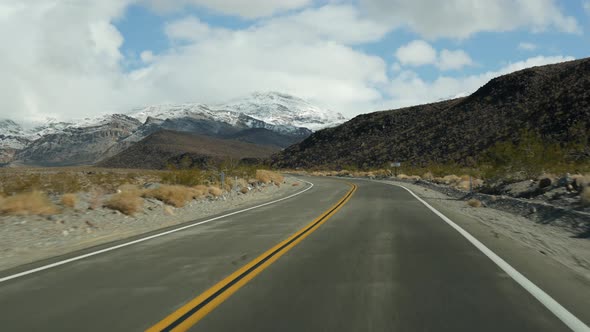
(467, 199, 482, 208)
(422, 172, 434, 181)
(581, 187, 590, 207)
(61, 193, 78, 209)
(0, 167, 163, 195)
(193, 185, 209, 197)
(208, 186, 223, 197)
(256, 170, 284, 185)
(573, 174, 590, 192)
(0, 191, 59, 216)
(104, 191, 143, 215)
(143, 185, 202, 208)
(397, 174, 421, 180)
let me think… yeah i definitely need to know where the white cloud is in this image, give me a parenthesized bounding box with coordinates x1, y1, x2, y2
(0, 0, 132, 122)
(395, 40, 437, 66)
(144, 0, 311, 18)
(140, 50, 155, 63)
(0, 2, 388, 121)
(395, 40, 473, 71)
(518, 42, 537, 51)
(164, 16, 224, 41)
(258, 5, 391, 45)
(0, 1, 582, 125)
(386, 55, 575, 109)
(361, 0, 581, 39)
(438, 49, 474, 70)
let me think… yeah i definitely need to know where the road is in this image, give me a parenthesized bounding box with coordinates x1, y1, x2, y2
(0, 177, 588, 331)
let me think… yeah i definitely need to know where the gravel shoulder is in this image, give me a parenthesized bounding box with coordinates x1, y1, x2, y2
(378, 179, 590, 282)
(0, 177, 306, 272)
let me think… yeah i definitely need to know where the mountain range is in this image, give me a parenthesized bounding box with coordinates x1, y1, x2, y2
(0, 92, 345, 166)
(271, 57, 590, 169)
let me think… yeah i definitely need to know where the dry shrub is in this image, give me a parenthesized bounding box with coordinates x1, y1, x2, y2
(573, 174, 590, 192)
(89, 188, 104, 210)
(292, 182, 300, 186)
(143, 185, 200, 208)
(256, 170, 284, 185)
(422, 172, 434, 181)
(104, 191, 143, 215)
(61, 193, 78, 209)
(457, 180, 471, 190)
(442, 175, 462, 185)
(193, 185, 209, 197)
(0, 191, 59, 216)
(467, 199, 482, 208)
(240, 187, 249, 194)
(397, 174, 420, 180)
(581, 187, 590, 207)
(208, 186, 223, 197)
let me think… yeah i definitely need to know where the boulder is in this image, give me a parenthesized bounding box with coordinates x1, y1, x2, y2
(538, 178, 552, 189)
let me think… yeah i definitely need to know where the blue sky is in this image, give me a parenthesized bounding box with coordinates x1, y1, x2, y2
(0, 0, 589, 122)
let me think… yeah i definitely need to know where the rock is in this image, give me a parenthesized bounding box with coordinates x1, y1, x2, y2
(566, 184, 574, 192)
(164, 206, 175, 216)
(557, 174, 572, 187)
(62, 230, 69, 236)
(538, 178, 552, 188)
(143, 182, 161, 190)
(529, 207, 537, 214)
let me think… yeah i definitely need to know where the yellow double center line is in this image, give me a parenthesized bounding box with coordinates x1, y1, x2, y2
(147, 183, 357, 332)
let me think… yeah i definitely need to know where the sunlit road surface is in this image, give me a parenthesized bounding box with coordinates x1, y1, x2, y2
(0, 177, 588, 331)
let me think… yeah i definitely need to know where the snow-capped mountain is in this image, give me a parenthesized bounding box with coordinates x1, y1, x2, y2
(0, 120, 31, 151)
(1, 92, 342, 166)
(127, 92, 346, 133)
(213, 92, 346, 131)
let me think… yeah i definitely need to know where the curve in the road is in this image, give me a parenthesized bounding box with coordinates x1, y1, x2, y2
(147, 183, 357, 332)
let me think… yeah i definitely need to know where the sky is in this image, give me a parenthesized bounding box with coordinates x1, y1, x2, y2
(0, 0, 589, 123)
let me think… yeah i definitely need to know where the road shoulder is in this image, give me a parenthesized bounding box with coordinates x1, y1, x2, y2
(376, 179, 590, 326)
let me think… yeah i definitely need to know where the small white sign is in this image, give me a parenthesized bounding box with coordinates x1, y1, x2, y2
(391, 162, 401, 167)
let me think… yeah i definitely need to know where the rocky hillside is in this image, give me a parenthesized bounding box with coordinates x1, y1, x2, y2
(272, 57, 590, 169)
(99, 130, 278, 169)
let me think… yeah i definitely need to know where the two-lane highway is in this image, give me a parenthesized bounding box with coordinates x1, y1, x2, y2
(0, 177, 588, 331)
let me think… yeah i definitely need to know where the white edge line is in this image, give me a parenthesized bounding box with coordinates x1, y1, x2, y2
(382, 181, 589, 332)
(0, 179, 315, 284)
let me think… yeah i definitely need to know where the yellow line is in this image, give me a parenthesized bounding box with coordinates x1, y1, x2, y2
(146, 183, 357, 332)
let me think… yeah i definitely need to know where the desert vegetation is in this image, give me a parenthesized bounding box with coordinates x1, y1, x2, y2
(0, 191, 59, 216)
(0, 166, 286, 216)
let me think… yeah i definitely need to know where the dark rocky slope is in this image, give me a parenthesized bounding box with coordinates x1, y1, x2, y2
(272, 57, 590, 169)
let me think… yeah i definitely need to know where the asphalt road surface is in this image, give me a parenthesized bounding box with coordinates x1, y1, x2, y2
(0, 177, 588, 331)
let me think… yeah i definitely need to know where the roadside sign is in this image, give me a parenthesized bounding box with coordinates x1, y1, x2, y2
(390, 162, 401, 177)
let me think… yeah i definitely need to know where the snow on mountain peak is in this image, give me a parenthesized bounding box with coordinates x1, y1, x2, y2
(127, 92, 347, 132)
(212, 92, 347, 131)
